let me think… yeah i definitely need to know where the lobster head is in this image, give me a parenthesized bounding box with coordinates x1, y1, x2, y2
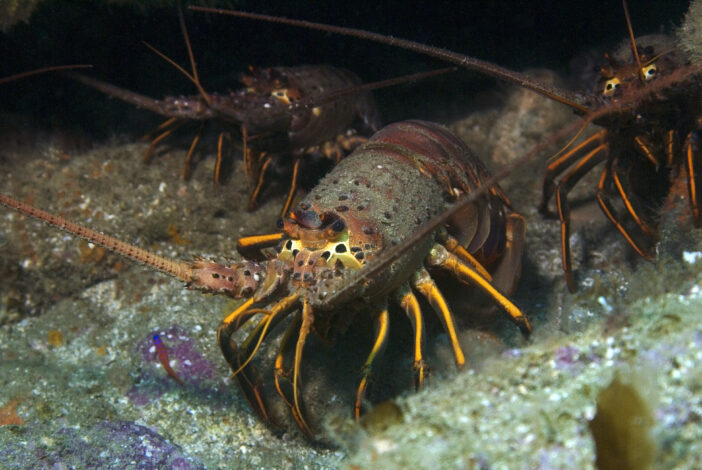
(278, 206, 383, 289)
(596, 34, 685, 102)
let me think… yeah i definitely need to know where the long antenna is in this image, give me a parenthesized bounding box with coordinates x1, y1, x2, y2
(143, 4, 212, 105)
(0, 65, 92, 86)
(189, 7, 591, 114)
(0, 193, 192, 282)
(621, 0, 645, 83)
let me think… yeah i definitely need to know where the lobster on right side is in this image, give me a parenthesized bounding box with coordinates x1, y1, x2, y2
(191, 2, 702, 291)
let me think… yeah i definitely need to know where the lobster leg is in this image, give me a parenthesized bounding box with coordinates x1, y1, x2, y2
(217, 299, 273, 422)
(596, 160, 656, 260)
(182, 123, 204, 180)
(425, 243, 531, 337)
(355, 304, 390, 419)
(237, 232, 285, 260)
(233, 303, 293, 376)
(218, 295, 298, 427)
(394, 285, 427, 389)
(440, 234, 492, 281)
(610, 159, 657, 237)
(555, 142, 609, 292)
(290, 299, 315, 436)
(141, 116, 178, 143)
(633, 135, 660, 167)
(684, 125, 702, 226)
(411, 267, 466, 369)
(273, 312, 308, 432)
(144, 120, 187, 164)
(247, 155, 273, 211)
(539, 129, 608, 217)
(280, 157, 302, 217)
(666, 129, 677, 167)
(213, 131, 227, 185)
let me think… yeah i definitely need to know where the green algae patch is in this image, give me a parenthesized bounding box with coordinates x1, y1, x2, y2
(590, 375, 656, 470)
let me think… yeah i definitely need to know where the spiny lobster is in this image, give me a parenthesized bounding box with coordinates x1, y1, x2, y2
(65, 7, 449, 217)
(0, 120, 530, 437)
(191, 1, 702, 291)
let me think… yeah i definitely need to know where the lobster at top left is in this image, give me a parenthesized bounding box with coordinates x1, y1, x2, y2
(56, 7, 385, 217)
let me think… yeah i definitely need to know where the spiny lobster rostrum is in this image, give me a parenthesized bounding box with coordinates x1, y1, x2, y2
(0, 120, 530, 437)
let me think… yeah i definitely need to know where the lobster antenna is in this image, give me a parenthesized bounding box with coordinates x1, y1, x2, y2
(622, 0, 645, 83)
(64, 72, 181, 116)
(0, 193, 193, 283)
(176, 3, 212, 105)
(189, 7, 591, 114)
(142, 5, 212, 105)
(0, 64, 92, 86)
(285, 67, 457, 112)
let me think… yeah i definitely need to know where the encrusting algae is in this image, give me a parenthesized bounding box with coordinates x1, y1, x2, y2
(590, 374, 656, 470)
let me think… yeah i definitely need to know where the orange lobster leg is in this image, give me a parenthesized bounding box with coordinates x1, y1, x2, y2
(281, 157, 302, 217)
(426, 244, 531, 337)
(666, 129, 676, 167)
(355, 305, 390, 419)
(217, 298, 272, 422)
(213, 131, 228, 185)
(440, 234, 492, 281)
(412, 267, 466, 369)
(182, 123, 204, 180)
(395, 285, 426, 388)
(291, 299, 315, 437)
(273, 312, 306, 430)
(611, 162, 657, 236)
(633, 135, 659, 167)
(143, 119, 186, 164)
(596, 162, 655, 260)
(237, 232, 285, 260)
(685, 127, 702, 225)
(555, 143, 609, 292)
(247, 156, 272, 211)
(539, 129, 608, 216)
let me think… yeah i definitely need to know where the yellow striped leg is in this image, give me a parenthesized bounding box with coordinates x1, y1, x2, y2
(355, 305, 390, 419)
(425, 244, 531, 337)
(412, 267, 466, 369)
(290, 299, 315, 437)
(273, 312, 308, 432)
(441, 234, 492, 281)
(394, 285, 426, 388)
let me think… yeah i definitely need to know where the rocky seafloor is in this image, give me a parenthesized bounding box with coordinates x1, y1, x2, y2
(2, 2, 702, 470)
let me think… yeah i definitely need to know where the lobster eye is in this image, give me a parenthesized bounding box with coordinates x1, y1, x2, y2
(642, 63, 657, 81)
(331, 218, 346, 233)
(276, 218, 285, 230)
(603, 77, 621, 96)
(271, 89, 291, 105)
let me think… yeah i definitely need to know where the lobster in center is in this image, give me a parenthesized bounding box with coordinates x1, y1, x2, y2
(0, 120, 530, 437)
